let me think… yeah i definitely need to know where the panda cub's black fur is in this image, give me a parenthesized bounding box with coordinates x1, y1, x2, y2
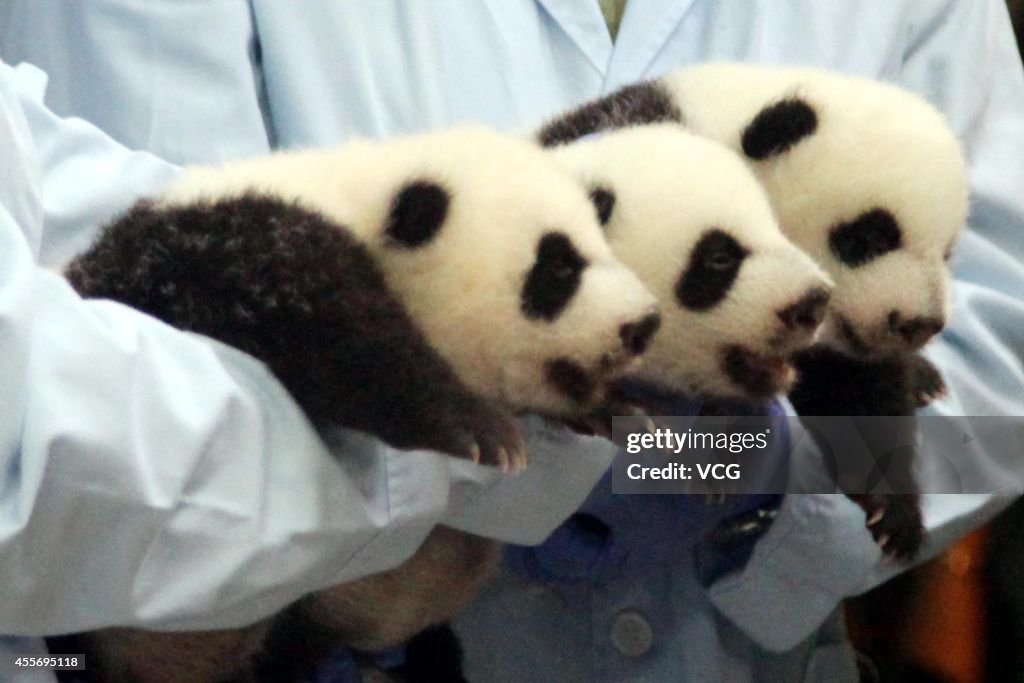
(521, 232, 589, 321)
(675, 229, 750, 311)
(536, 81, 683, 147)
(386, 181, 451, 248)
(66, 193, 520, 465)
(740, 97, 819, 160)
(789, 349, 925, 559)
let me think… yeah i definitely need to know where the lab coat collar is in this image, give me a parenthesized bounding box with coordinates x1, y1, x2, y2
(535, 0, 699, 83)
(534, 0, 613, 75)
(610, 0, 699, 84)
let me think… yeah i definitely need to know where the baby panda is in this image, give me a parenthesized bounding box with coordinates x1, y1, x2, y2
(547, 124, 832, 405)
(537, 63, 969, 559)
(60, 126, 660, 683)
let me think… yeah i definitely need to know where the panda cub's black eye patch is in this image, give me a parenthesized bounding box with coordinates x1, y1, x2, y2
(522, 232, 588, 321)
(589, 186, 616, 226)
(829, 208, 902, 268)
(676, 229, 749, 311)
(385, 180, 450, 248)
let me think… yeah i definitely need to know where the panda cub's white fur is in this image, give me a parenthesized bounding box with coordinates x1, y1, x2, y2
(549, 124, 832, 400)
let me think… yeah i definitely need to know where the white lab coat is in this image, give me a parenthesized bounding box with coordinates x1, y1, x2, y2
(2, 1, 1023, 680)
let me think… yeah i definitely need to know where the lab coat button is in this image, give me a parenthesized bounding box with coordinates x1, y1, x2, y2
(611, 609, 653, 657)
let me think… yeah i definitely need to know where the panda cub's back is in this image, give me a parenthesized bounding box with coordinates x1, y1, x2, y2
(162, 126, 606, 248)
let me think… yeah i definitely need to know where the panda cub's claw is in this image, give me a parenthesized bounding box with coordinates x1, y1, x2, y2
(442, 399, 526, 471)
(508, 445, 529, 474)
(908, 353, 947, 408)
(494, 446, 528, 474)
(915, 388, 945, 407)
(418, 394, 524, 470)
(859, 494, 925, 562)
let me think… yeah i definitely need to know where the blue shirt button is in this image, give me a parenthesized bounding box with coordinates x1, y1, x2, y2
(611, 609, 654, 657)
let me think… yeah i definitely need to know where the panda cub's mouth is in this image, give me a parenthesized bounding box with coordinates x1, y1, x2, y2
(722, 345, 794, 398)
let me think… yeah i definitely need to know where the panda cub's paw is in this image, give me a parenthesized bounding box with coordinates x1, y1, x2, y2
(908, 353, 947, 408)
(859, 494, 925, 561)
(433, 398, 526, 472)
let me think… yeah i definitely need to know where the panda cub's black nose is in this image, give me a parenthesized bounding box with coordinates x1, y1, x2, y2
(620, 312, 661, 356)
(889, 311, 944, 348)
(777, 288, 831, 332)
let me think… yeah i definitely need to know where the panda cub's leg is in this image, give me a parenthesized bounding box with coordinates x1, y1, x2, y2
(66, 194, 523, 467)
(790, 349, 925, 560)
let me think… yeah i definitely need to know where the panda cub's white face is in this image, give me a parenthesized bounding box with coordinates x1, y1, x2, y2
(550, 125, 832, 400)
(662, 63, 968, 361)
(164, 126, 659, 415)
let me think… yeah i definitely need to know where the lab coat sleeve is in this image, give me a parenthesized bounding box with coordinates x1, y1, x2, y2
(0, 61, 612, 636)
(8, 63, 182, 268)
(709, 0, 1024, 651)
(0, 203, 403, 635)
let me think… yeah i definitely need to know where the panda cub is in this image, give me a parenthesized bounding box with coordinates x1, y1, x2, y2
(538, 62, 969, 559)
(62, 126, 660, 683)
(548, 124, 832, 404)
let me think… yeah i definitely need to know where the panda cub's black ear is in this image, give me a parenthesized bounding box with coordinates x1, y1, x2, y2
(386, 180, 451, 248)
(589, 185, 616, 226)
(741, 97, 818, 161)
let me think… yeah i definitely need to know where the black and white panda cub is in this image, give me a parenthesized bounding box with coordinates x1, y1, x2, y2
(60, 126, 660, 683)
(538, 63, 969, 560)
(548, 124, 832, 405)
(396, 123, 837, 683)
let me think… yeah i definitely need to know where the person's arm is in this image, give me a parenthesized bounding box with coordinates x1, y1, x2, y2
(0, 60, 616, 636)
(7, 62, 182, 267)
(709, 0, 1024, 651)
